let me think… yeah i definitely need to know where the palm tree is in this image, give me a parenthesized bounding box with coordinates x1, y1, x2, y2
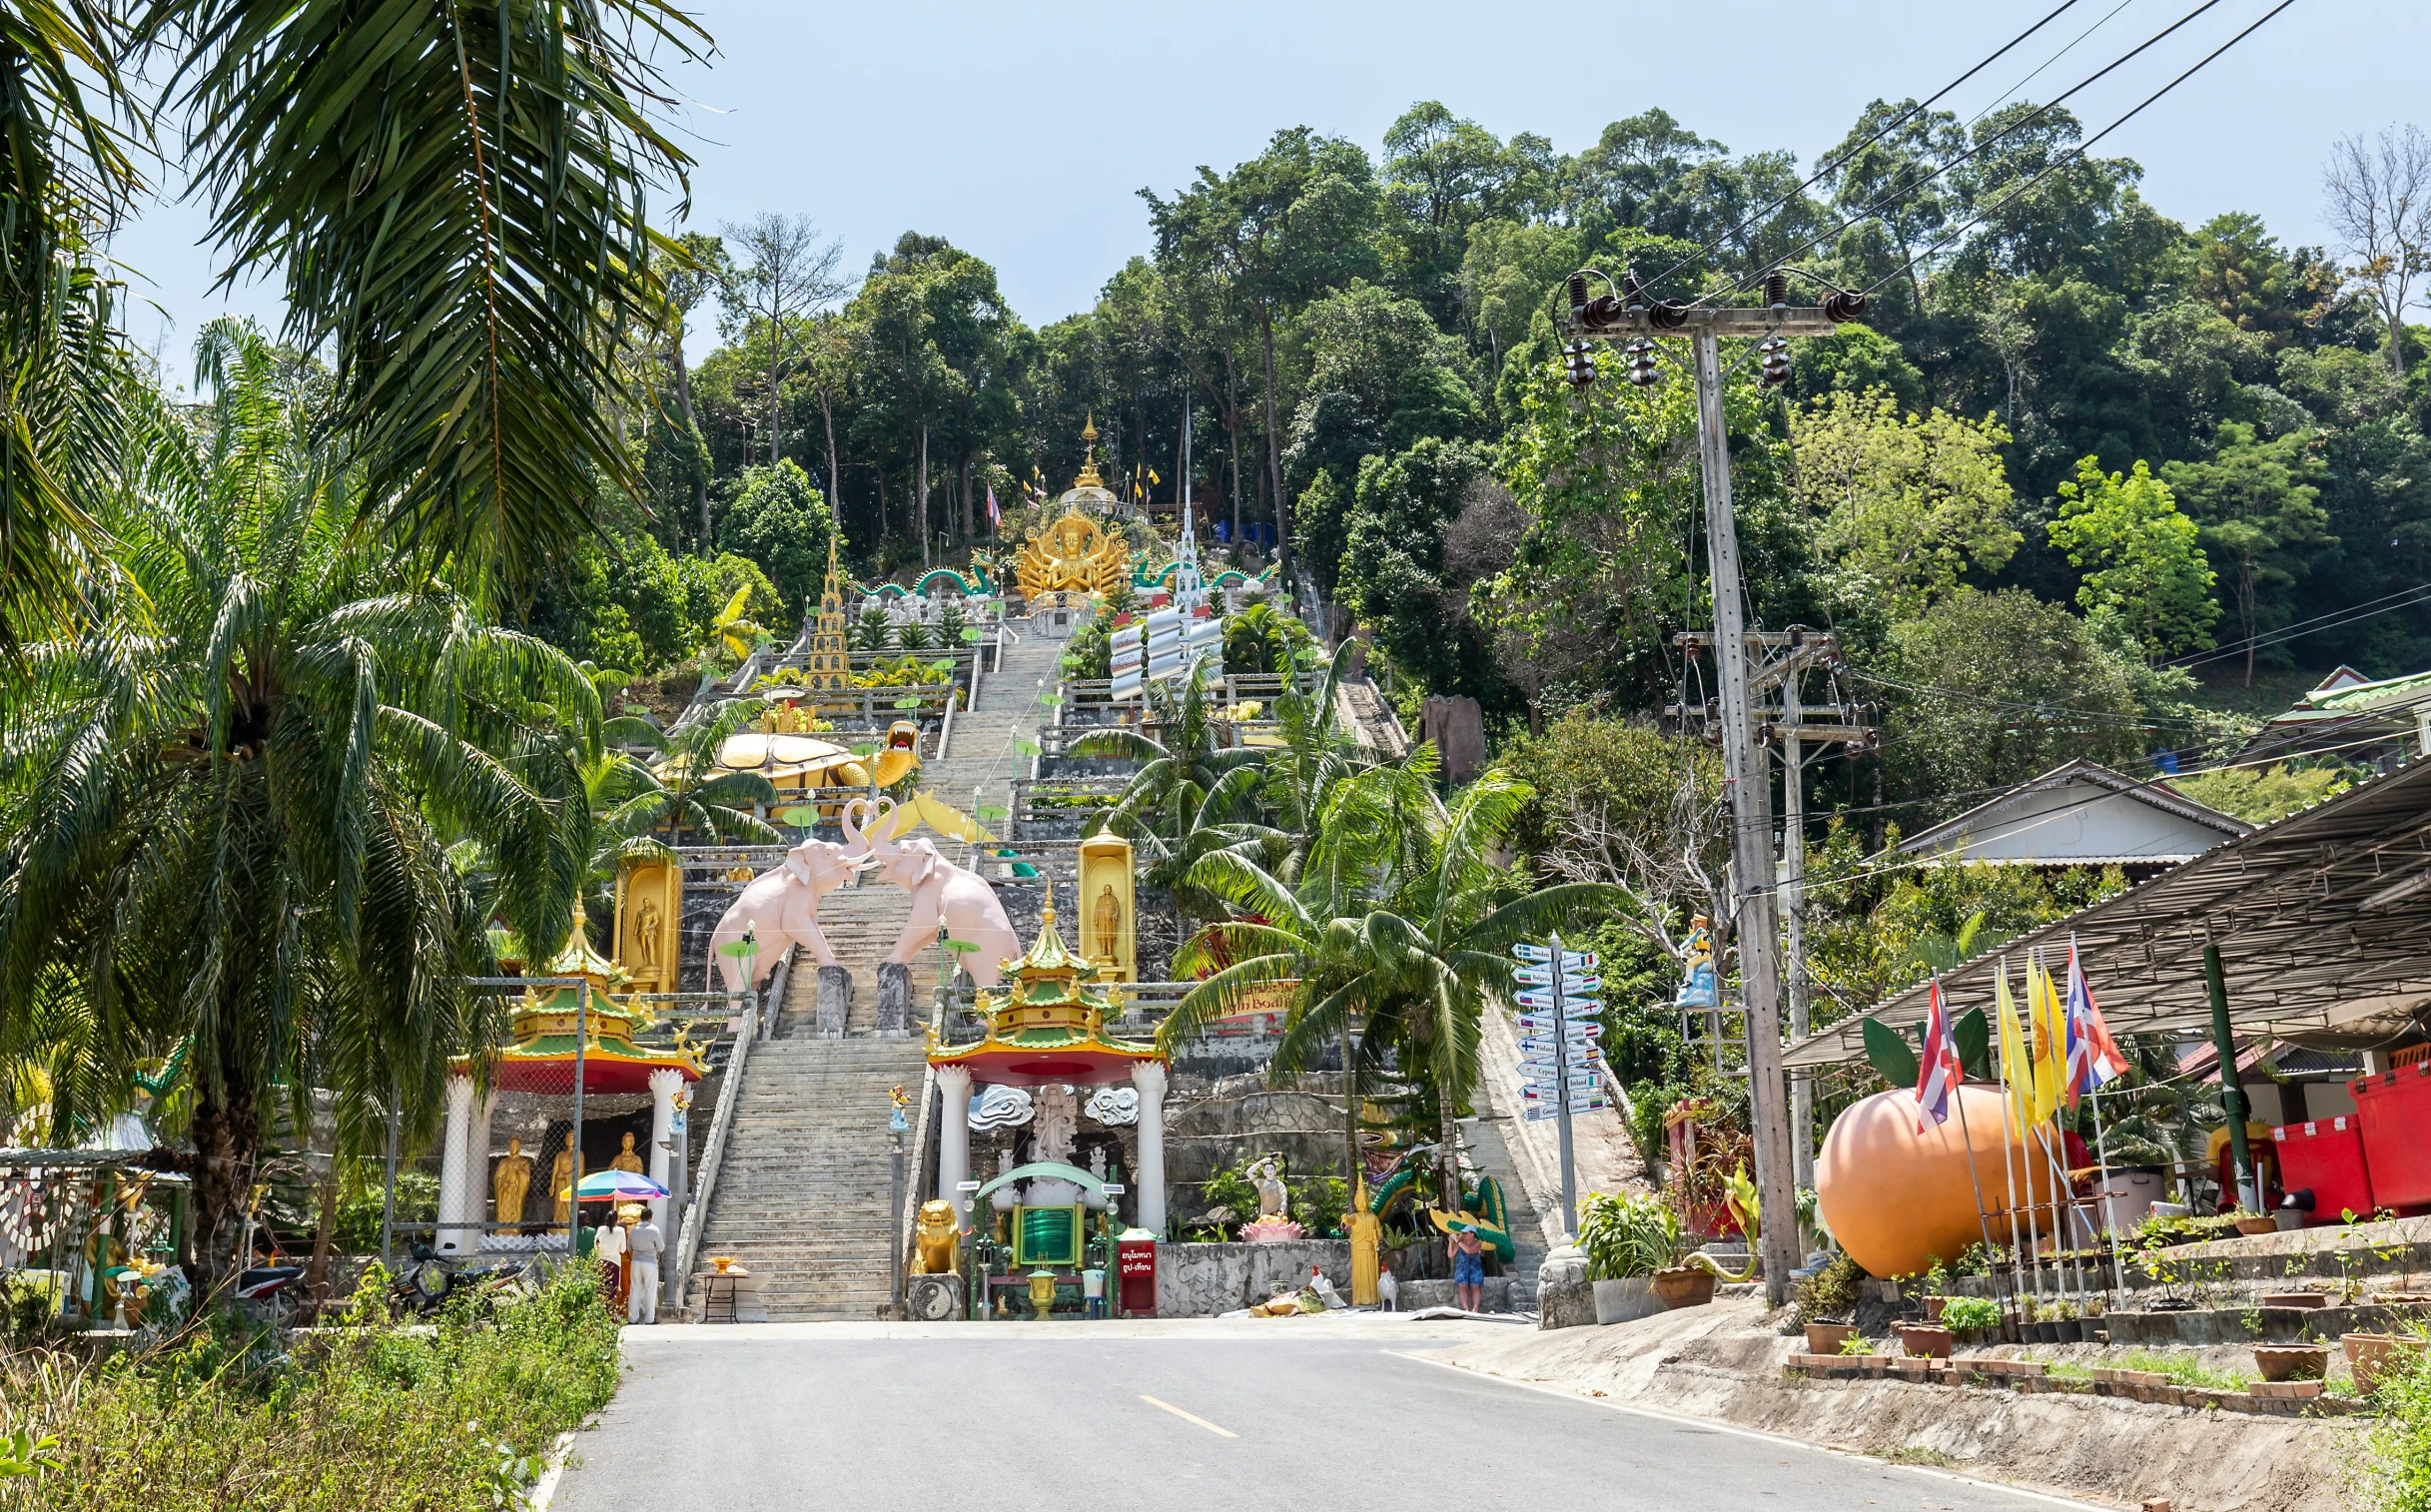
(576, 700, 779, 920)
(0, 323, 599, 1285)
(2, 3, 708, 639)
(1071, 656, 1265, 843)
(1165, 756, 1628, 1221)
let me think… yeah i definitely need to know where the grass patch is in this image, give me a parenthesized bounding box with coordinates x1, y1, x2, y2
(0, 1260, 622, 1510)
(2107, 1348, 2253, 1391)
(1880, 1445, 1959, 1467)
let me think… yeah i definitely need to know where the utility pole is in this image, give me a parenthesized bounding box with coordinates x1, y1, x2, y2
(1570, 277, 1857, 1304)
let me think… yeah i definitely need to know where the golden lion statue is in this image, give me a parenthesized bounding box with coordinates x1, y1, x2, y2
(912, 1199, 960, 1274)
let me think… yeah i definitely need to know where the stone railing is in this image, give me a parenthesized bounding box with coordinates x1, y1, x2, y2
(672, 955, 779, 1312)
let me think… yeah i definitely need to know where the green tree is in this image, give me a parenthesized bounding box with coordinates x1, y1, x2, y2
(2168, 761, 2350, 826)
(1877, 588, 2156, 809)
(0, 323, 598, 1282)
(2047, 456, 2219, 658)
(720, 459, 837, 619)
(1166, 758, 1625, 1226)
(1792, 388, 2020, 622)
(2162, 423, 2331, 684)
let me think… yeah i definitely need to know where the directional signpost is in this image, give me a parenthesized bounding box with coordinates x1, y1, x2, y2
(1511, 935, 1598, 1237)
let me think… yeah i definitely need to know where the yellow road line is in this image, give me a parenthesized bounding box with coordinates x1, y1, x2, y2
(1139, 1394, 1238, 1438)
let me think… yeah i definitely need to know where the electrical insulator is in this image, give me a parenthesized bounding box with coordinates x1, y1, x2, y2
(1823, 290, 1869, 323)
(1625, 340, 1660, 387)
(1562, 339, 1596, 388)
(1758, 336, 1791, 387)
(1765, 271, 1789, 310)
(1567, 273, 1590, 323)
(1622, 267, 1647, 311)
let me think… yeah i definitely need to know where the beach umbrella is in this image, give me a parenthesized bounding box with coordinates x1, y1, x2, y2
(561, 1169, 668, 1201)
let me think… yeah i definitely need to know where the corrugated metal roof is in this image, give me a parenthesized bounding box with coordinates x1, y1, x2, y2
(1787, 753, 2431, 1068)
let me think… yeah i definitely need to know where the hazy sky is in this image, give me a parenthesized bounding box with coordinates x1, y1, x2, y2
(106, 0, 2427, 376)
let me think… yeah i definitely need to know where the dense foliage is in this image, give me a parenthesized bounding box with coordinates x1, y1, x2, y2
(0, 1263, 621, 1511)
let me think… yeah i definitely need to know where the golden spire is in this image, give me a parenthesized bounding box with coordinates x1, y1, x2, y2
(1074, 414, 1105, 490)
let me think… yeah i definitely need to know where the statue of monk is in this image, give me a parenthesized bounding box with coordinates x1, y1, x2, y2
(611, 1132, 645, 1173)
(492, 1136, 533, 1226)
(551, 1146, 577, 1226)
(1092, 883, 1122, 964)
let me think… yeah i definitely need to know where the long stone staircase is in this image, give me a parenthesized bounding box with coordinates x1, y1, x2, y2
(689, 628, 1063, 1319)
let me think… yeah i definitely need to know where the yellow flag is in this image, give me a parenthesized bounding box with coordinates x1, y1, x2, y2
(1995, 961, 2032, 1129)
(2026, 955, 2062, 1124)
(1149, 468, 1162, 484)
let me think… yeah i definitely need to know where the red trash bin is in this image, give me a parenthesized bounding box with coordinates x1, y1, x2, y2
(1117, 1229, 1157, 1318)
(2355, 1063, 2431, 1211)
(2272, 1117, 2375, 1223)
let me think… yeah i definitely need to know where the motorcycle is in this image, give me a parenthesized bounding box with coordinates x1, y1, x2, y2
(235, 1263, 308, 1325)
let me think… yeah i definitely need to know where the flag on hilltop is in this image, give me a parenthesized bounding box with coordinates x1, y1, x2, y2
(1916, 981, 1964, 1133)
(2065, 943, 2130, 1093)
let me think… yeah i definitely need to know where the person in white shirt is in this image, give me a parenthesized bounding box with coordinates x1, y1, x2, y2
(624, 1210, 664, 1324)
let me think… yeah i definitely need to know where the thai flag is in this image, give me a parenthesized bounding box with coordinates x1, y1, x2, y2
(2065, 944, 2130, 1094)
(986, 485, 1001, 527)
(1915, 980, 1963, 1133)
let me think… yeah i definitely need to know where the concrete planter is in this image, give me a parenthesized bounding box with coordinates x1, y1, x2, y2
(1592, 1276, 1661, 1325)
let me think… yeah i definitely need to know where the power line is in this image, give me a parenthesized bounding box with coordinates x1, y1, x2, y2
(1853, 0, 2299, 304)
(2169, 582, 2431, 673)
(1694, 0, 2236, 310)
(1964, 0, 2141, 133)
(1639, 0, 2093, 292)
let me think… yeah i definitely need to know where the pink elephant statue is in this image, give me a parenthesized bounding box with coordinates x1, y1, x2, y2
(703, 837, 863, 991)
(842, 798, 1023, 987)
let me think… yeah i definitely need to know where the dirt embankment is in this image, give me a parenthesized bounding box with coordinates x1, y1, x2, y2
(1421, 1300, 2365, 1512)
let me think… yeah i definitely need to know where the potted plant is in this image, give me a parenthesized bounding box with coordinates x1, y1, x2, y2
(1577, 1192, 1675, 1326)
(2347, 1332, 2431, 1394)
(2049, 1298, 2083, 1344)
(1940, 1295, 2000, 1346)
(1896, 1318, 1955, 1358)
(1805, 1319, 1858, 1355)
(1921, 1259, 1950, 1321)
(2252, 1344, 2329, 1382)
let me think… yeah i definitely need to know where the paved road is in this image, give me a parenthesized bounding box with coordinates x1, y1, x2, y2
(548, 1323, 2090, 1512)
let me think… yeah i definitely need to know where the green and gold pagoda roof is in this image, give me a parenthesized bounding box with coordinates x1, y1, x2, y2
(927, 903, 1163, 1088)
(453, 906, 705, 1095)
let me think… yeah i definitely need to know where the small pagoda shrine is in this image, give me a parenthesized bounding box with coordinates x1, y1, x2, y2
(927, 902, 1170, 1245)
(435, 907, 705, 1254)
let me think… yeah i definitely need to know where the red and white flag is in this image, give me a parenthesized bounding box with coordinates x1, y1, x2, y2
(2065, 942, 2130, 1093)
(1916, 980, 1964, 1132)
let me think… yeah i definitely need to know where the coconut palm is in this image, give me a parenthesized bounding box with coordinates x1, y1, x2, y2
(1070, 656, 1265, 848)
(0, 322, 599, 1285)
(1165, 756, 1628, 1218)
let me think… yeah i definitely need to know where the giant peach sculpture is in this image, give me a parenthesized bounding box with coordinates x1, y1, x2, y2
(1815, 1087, 2060, 1279)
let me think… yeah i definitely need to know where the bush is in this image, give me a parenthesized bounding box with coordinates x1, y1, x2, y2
(1576, 1191, 1678, 1280)
(1939, 1295, 2000, 1329)
(1795, 1251, 1866, 1323)
(0, 1261, 621, 1510)
(2364, 1330, 2431, 1511)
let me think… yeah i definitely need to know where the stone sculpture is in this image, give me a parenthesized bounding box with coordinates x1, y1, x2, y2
(703, 836, 866, 990)
(1240, 1154, 1303, 1243)
(841, 798, 1022, 987)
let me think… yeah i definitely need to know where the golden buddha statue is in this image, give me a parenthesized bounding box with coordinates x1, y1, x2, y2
(611, 1132, 645, 1173)
(1015, 418, 1130, 600)
(1092, 883, 1123, 965)
(492, 1135, 534, 1225)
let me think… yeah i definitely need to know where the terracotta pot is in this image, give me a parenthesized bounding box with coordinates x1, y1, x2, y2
(1805, 1321, 1857, 1354)
(1923, 1295, 1948, 1320)
(1896, 1323, 1954, 1359)
(2252, 1345, 2328, 1382)
(2348, 1333, 2431, 1394)
(2259, 1291, 2329, 1309)
(1653, 1265, 1718, 1309)
(2234, 1216, 2278, 1237)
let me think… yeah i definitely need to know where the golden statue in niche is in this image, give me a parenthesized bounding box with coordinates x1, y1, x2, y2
(1092, 884, 1123, 965)
(612, 1132, 645, 1173)
(551, 1146, 578, 1225)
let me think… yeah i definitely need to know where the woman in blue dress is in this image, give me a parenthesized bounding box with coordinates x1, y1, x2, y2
(1448, 1222, 1486, 1313)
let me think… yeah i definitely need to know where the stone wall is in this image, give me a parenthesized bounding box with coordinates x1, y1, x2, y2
(1162, 1075, 1351, 1229)
(1154, 1239, 1352, 1315)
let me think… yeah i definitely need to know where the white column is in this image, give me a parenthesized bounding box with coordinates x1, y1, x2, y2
(647, 1068, 684, 1234)
(1130, 1062, 1169, 1237)
(468, 1089, 498, 1251)
(936, 1066, 974, 1220)
(436, 1074, 476, 1256)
